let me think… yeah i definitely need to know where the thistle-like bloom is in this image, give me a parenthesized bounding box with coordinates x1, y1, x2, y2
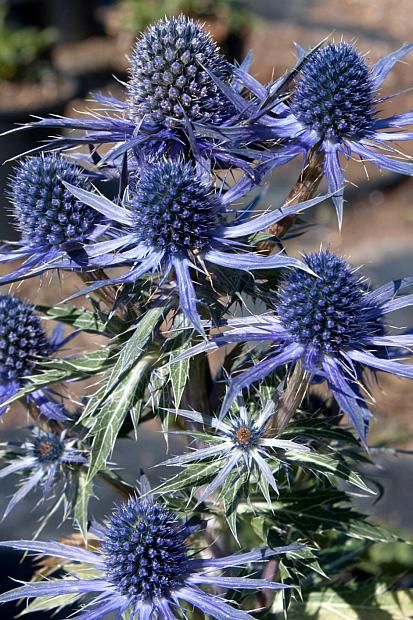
(0, 496, 299, 619)
(65, 158, 327, 333)
(128, 16, 233, 129)
(160, 399, 309, 504)
(175, 250, 413, 441)
(257, 42, 413, 224)
(10, 16, 271, 172)
(0, 427, 85, 520)
(0, 154, 106, 284)
(0, 295, 72, 419)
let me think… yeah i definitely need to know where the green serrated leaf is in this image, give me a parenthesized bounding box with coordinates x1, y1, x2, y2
(153, 461, 222, 495)
(347, 519, 399, 543)
(17, 592, 81, 616)
(74, 469, 94, 539)
(87, 353, 157, 481)
(168, 328, 191, 410)
(38, 304, 112, 334)
(287, 450, 375, 494)
(287, 583, 413, 619)
(102, 306, 165, 401)
(1, 349, 113, 408)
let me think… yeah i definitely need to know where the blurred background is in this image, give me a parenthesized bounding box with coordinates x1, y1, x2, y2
(0, 0, 413, 616)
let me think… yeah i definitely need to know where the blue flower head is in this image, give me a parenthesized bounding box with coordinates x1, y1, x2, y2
(9, 154, 96, 248)
(11, 15, 274, 174)
(128, 15, 233, 129)
(0, 154, 106, 284)
(131, 158, 224, 255)
(0, 294, 74, 420)
(0, 494, 300, 618)
(0, 426, 86, 521)
(161, 399, 309, 507)
(290, 43, 375, 141)
(0, 295, 49, 388)
(65, 159, 328, 334)
(32, 431, 65, 464)
(102, 499, 190, 602)
(176, 250, 413, 442)
(253, 41, 413, 224)
(277, 250, 384, 362)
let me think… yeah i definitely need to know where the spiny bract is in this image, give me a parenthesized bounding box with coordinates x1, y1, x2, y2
(291, 42, 375, 139)
(9, 154, 96, 248)
(127, 15, 233, 128)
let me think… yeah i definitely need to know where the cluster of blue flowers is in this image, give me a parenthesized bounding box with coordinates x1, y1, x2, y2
(0, 14, 413, 620)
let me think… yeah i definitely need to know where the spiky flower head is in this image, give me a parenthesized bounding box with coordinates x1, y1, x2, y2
(131, 159, 223, 255)
(102, 498, 190, 602)
(290, 42, 375, 139)
(161, 402, 309, 505)
(127, 15, 233, 129)
(278, 250, 383, 357)
(0, 295, 49, 385)
(32, 431, 65, 464)
(9, 154, 96, 248)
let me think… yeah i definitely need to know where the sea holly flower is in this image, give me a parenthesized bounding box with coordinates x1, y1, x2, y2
(160, 398, 309, 505)
(0, 426, 86, 521)
(255, 41, 413, 225)
(0, 154, 107, 284)
(173, 250, 413, 442)
(0, 295, 73, 419)
(127, 15, 233, 130)
(8, 15, 272, 174)
(0, 495, 300, 619)
(65, 158, 329, 334)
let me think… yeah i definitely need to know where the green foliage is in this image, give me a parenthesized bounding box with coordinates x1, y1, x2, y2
(0, 3, 56, 81)
(120, 0, 251, 36)
(286, 583, 413, 619)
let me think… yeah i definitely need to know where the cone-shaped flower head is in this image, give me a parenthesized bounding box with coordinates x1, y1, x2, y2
(9, 154, 96, 248)
(252, 41, 413, 224)
(102, 499, 190, 602)
(0, 493, 299, 618)
(128, 15, 232, 129)
(0, 295, 75, 420)
(31, 431, 65, 464)
(131, 158, 224, 255)
(63, 158, 329, 334)
(0, 295, 49, 385)
(0, 426, 86, 521)
(290, 43, 375, 140)
(174, 250, 413, 441)
(278, 250, 384, 360)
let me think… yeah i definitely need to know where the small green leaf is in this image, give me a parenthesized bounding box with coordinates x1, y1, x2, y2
(287, 583, 413, 619)
(287, 450, 375, 494)
(168, 326, 192, 410)
(74, 469, 94, 540)
(153, 461, 222, 495)
(102, 305, 165, 401)
(17, 592, 81, 616)
(87, 353, 157, 482)
(1, 349, 113, 407)
(38, 304, 117, 334)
